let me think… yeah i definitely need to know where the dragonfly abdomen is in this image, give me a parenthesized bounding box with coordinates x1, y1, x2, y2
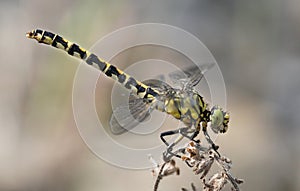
(26, 29, 159, 102)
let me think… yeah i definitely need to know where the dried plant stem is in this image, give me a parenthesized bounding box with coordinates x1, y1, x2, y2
(154, 162, 167, 191)
(152, 140, 243, 191)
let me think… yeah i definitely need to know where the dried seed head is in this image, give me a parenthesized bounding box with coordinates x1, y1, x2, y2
(193, 157, 214, 179)
(203, 172, 228, 191)
(220, 156, 232, 164)
(155, 130, 243, 191)
(162, 159, 180, 177)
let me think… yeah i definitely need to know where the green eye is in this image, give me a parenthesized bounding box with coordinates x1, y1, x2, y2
(211, 108, 224, 128)
(210, 106, 230, 133)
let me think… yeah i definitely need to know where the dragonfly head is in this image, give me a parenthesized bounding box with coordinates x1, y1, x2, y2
(209, 105, 230, 133)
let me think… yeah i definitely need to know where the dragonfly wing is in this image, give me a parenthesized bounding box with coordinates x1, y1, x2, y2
(110, 97, 152, 134)
(168, 62, 215, 89)
(142, 79, 173, 93)
(109, 79, 172, 135)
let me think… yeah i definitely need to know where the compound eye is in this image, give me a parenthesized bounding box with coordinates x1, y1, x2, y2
(210, 108, 223, 127)
(209, 107, 224, 134)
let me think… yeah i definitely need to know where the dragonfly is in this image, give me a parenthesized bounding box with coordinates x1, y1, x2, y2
(26, 29, 230, 159)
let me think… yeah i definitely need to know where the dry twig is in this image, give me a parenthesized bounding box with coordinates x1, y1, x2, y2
(153, 141, 243, 191)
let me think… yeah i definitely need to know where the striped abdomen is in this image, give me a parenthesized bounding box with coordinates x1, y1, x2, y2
(26, 29, 159, 102)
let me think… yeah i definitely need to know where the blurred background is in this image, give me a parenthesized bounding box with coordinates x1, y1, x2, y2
(1, 0, 300, 190)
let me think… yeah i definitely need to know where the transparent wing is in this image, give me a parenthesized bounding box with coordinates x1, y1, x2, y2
(110, 79, 173, 135)
(110, 94, 152, 134)
(168, 62, 215, 90)
(142, 79, 173, 93)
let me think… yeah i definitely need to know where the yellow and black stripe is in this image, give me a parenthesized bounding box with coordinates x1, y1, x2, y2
(26, 29, 159, 102)
(164, 93, 209, 124)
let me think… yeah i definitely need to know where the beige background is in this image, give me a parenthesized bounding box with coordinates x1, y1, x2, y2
(1, 0, 300, 190)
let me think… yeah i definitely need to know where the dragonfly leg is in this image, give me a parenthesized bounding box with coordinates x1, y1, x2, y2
(161, 127, 200, 161)
(178, 127, 200, 144)
(160, 129, 180, 147)
(160, 128, 190, 161)
(160, 127, 201, 147)
(162, 144, 181, 161)
(202, 122, 220, 156)
(184, 130, 200, 143)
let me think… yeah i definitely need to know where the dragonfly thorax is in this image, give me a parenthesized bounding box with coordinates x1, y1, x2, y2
(163, 89, 209, 126)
